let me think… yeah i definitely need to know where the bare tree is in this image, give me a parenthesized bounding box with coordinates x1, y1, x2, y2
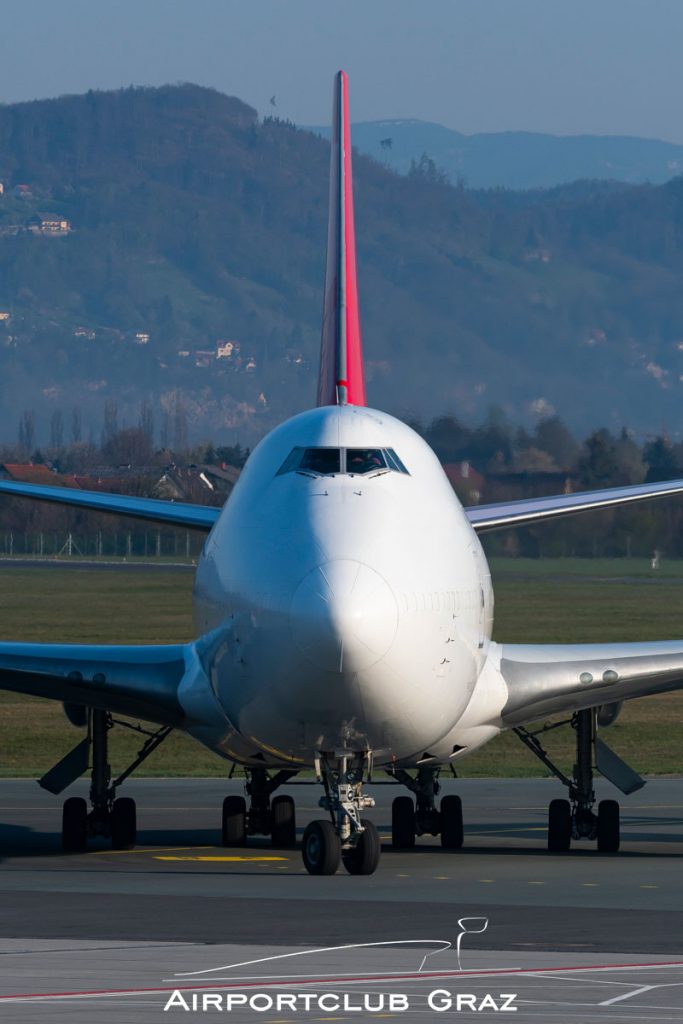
(71, 406, 82, 445)
(102, 399, 119, 447)
(160, 409, 170, 450)
(50, 409, 64, 449)
(138, 399, 154, 445)
(18, 409, 36, 455)
(173, 392, 188, 453)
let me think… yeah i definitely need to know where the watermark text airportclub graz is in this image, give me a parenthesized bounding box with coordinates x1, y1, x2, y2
(163, 989, 519, 1012)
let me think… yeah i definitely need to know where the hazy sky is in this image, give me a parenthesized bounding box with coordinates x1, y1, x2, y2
(3, 1, 683, 141)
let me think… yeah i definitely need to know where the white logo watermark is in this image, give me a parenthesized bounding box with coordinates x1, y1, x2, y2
(161, 925, 518, 1014)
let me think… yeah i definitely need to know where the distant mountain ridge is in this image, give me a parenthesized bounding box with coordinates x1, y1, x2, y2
(309, 119, 683, 189)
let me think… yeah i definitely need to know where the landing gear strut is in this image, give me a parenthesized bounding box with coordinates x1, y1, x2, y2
(387, 765, 464, 850)
(221, 767, 299, 849)
(514, 708, 620, 853)
(302, 751, 379, 875)
(55, 709, 172, 853)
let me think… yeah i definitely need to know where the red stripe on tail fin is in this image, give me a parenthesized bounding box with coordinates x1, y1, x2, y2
(316, 71, 367, 407)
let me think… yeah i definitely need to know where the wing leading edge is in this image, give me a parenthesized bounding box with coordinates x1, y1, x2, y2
(466, 477, 683, 533)
(0, 479, 218, 530)
(0, 641, 189, 725)
(497, 640, 683, 726)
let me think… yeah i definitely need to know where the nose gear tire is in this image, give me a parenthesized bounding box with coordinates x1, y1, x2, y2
(342, 819, 381, 875)
(302, 819, 341, 875)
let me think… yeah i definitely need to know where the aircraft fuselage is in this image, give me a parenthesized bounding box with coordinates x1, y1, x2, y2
(192, 405, 494, 767)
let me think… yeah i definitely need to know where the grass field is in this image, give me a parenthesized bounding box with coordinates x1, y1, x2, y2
(0, 557, 682, 778)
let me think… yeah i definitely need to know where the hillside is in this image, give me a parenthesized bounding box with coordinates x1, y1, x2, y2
(311, 119, 683, 189)
(2, 85, 683, 443)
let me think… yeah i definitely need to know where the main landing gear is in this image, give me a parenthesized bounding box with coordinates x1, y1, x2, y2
(221, 767, 299, 849)
(301, 751, 380, 876)
(387, 765, 464, 850)
(40, 708, 172, 853)
(514, 708, 621, 853)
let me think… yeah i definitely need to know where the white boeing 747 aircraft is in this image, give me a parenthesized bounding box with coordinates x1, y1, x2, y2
(2, 73, 683, 875)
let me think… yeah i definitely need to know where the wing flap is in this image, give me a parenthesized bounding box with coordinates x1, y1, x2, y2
(499, 640, 683, 726)
(466, 478, 683, 533)
(0, 641, 188, 725)
(0, 480, 219, 530)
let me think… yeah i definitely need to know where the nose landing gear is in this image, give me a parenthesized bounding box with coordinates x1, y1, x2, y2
(302, 751, 379, 875)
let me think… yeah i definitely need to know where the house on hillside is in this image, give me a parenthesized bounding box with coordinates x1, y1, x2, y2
(135, 332, 150, 345)
(216, 340, 238, 359)
(36, 215, 71, 234)
(0, 183, 4, 195)
(0, 312, 10, 322)
(13, 184, 32, 199)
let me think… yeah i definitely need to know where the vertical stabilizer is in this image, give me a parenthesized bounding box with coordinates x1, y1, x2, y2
(316, 71, 367, 407)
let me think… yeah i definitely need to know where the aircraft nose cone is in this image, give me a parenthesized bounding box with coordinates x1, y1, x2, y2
(291, 559, 398, 672)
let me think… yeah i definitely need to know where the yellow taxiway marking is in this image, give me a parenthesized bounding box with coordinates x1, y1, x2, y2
(581, 883, 599, 887)
(640, 884, 659, 889)
(94, 845, 215, 856)
(154, 855, 289, 862)
(478, 879, 496, 883)
(528, 880, 546, 885)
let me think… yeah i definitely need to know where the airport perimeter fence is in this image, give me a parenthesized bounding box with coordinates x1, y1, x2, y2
(0, 529, 204, 561)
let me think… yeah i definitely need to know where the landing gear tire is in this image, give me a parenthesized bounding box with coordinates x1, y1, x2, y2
(271, 795, 296, 848)
(342, 820, 381, 875)
(440, 794, 464, 849)
(222, 795, 247, 847)
(111, 797, 137, 850)
(597, 799, 620, 853)
(62, 796, 88, 853)
(391, 796, 416, 849)
(302, 820, 341, 875)
(548, 798, 572, 852)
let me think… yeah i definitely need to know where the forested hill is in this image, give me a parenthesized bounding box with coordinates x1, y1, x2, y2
(2, 84, 683, 445)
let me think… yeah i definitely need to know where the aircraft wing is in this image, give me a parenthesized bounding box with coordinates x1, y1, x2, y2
(0, 480, 218, 530)
(498, 640, 683, 726)
(466, 478, 683, 533)
(0, 640, 189, 725)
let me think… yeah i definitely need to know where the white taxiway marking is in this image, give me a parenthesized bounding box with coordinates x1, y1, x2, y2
(599, 984, 656, 1005)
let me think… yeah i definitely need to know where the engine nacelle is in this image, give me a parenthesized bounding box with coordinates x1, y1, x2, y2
(63, 702, 88, 728)
(597, 701, 623, 727)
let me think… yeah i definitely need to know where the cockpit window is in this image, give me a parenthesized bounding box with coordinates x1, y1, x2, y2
(276, 447, 305, 476)
(385, 448, 409, 474)
(346, 448, 387, 474)
(277, 446, 409, 477)
(299, 448, 341, 475)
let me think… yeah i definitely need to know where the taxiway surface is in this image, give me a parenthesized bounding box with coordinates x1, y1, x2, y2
(2, 778, 682, 1021)
(0, 777, 682, 956)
